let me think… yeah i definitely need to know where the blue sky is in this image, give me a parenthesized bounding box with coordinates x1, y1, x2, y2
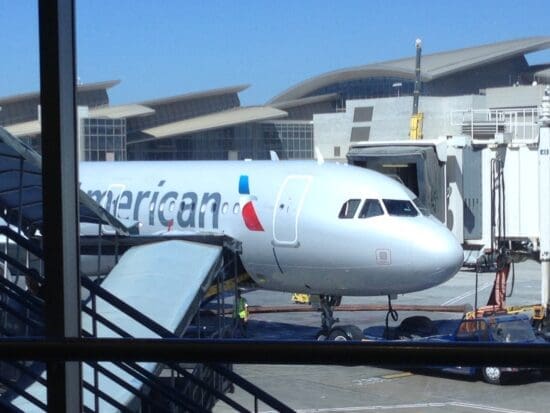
(1, 1, 549, 105)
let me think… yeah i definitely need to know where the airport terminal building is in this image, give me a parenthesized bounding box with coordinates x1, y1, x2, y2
(1, 36, 549, 162)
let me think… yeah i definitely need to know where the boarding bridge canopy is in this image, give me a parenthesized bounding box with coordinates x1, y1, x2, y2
(347, 144, 446, 223)
(0, 127, 132, 236)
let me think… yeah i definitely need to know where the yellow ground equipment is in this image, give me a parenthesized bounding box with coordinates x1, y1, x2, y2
(465, 304, 544, 321)
(204, 273, 252, 300)
(409, 112, 424, 140)
(292, 293, 311, 304)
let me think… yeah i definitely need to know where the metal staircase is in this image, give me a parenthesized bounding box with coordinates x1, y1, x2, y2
(0, 127, 294, 412)
(0, 226, 293, 412)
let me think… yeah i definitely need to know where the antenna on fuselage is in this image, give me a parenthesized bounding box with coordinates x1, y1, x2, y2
(314, 147, 324, 165)
(269, 150, 279, 161)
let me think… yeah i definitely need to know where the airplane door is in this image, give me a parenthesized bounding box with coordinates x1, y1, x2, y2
(272, 175, 312, 247)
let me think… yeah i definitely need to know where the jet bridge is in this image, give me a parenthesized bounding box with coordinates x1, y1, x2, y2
(347, 89, 550, 315)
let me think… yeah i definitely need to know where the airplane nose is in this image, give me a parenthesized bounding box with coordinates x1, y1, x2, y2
(390, 217, 463, 291)
(419, 221, 463, 284)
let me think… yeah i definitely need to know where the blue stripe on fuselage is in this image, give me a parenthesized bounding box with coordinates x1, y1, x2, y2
(239, 175, 250, 195)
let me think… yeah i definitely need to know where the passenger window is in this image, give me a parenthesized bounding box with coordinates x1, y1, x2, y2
(221, 202, 228, 214)
(383, 199, 418, 217)
(358, 199, 384, 218)
(180, 201, 196, 212)
(233, 203, 240, 214)
(338, 199, 361, 219)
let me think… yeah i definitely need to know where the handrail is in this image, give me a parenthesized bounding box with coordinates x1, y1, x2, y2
(81, 298, 253, 411)
(0, 233, 291, 412)
(0, 251, 42, 283)
(450, 108, 539, 141)
(84, 359, 176, 413)
(0, 275, 43, 314)
(0, 299, 43, 332)
(0, 373, 46, 411)
(209, 363, 295, 413)
(0, 226, 43, 258)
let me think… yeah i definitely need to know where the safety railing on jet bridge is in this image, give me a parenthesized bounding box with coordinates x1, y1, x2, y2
(450, 108, 539, 141)
(0, 226, 293, 413)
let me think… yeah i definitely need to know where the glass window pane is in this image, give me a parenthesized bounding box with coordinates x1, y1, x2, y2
(359, 199, 384, 218)
(338, 199, 361, 219)
(383, 199, 418, 217)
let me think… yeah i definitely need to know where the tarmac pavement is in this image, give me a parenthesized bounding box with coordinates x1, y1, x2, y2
(213, 261, 550, 412)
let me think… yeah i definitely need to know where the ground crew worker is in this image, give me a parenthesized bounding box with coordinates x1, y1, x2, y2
(234, 290, 249, 337)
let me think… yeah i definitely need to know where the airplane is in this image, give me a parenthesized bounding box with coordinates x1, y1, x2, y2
(79, 159, 464, 339)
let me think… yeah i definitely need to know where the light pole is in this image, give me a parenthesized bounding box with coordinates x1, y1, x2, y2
(392, 82, 402, 97)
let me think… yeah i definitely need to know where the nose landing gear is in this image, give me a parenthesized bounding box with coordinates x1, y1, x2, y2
(315, 295, 363, 341)
(319, 295, 341, 332)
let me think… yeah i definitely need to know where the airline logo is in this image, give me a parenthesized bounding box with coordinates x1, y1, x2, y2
(239, 175, 264, 232)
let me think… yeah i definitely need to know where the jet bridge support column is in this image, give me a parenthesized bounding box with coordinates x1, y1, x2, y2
(539, 87, 550, 312)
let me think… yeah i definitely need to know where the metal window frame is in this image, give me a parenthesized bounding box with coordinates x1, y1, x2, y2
(22, 1, 550, 411)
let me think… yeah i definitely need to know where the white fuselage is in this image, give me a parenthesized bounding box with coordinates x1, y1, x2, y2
(80, 160, 463, 296)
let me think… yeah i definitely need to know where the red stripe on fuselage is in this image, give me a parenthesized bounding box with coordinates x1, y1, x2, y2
(242, 202, 264, 231)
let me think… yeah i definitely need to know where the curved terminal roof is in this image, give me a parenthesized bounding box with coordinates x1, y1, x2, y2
(89, 104, 155, 119)
(5, 120, 41, 137)
(269, 37, 550, 103)
(0, 80, 121, 106)
(4, 104, 155, 137)
(270, 93, 340, 109)
(139, 84, 249, 107)
(131, 106, 287, 143)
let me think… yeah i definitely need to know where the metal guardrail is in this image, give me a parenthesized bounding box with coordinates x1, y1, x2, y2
(451, 108, 539, 141)
(0, 226, 294, 412)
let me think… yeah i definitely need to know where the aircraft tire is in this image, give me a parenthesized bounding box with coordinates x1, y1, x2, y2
(315, 330, 328, 341)
(398, 316, 435, 338)
(328, 325, 363, 341)
(481, 367, 503, 385)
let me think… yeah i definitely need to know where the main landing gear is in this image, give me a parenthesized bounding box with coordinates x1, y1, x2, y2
(315, 295, 363, 341)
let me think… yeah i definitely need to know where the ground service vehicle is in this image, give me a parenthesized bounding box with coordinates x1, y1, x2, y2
(363, 313, 544, 384)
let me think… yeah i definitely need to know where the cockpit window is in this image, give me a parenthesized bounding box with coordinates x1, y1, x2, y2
(383, 199, 418, 217)
(358, 199, 384, 218)
(412, 197, 430, 216)
(338, 199, 361, 219)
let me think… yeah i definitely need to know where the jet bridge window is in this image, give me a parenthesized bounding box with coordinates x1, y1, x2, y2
(383, 199, 418, 217)
(412, 197, 430, 216)
(358, 199, 384, 218)
(338, 199, 361, 219)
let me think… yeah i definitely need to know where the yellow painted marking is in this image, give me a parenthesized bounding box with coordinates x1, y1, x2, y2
(381, 372, 413, 379)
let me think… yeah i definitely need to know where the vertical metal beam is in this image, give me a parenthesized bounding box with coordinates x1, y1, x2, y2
(412, 38, 422, 116)
(38, 0, 82, 412)
(539, 88, 550, 311)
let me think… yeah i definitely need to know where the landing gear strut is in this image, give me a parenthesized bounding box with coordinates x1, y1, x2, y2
(319, 295, 341, 332)
(316, 295, 361, 341)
